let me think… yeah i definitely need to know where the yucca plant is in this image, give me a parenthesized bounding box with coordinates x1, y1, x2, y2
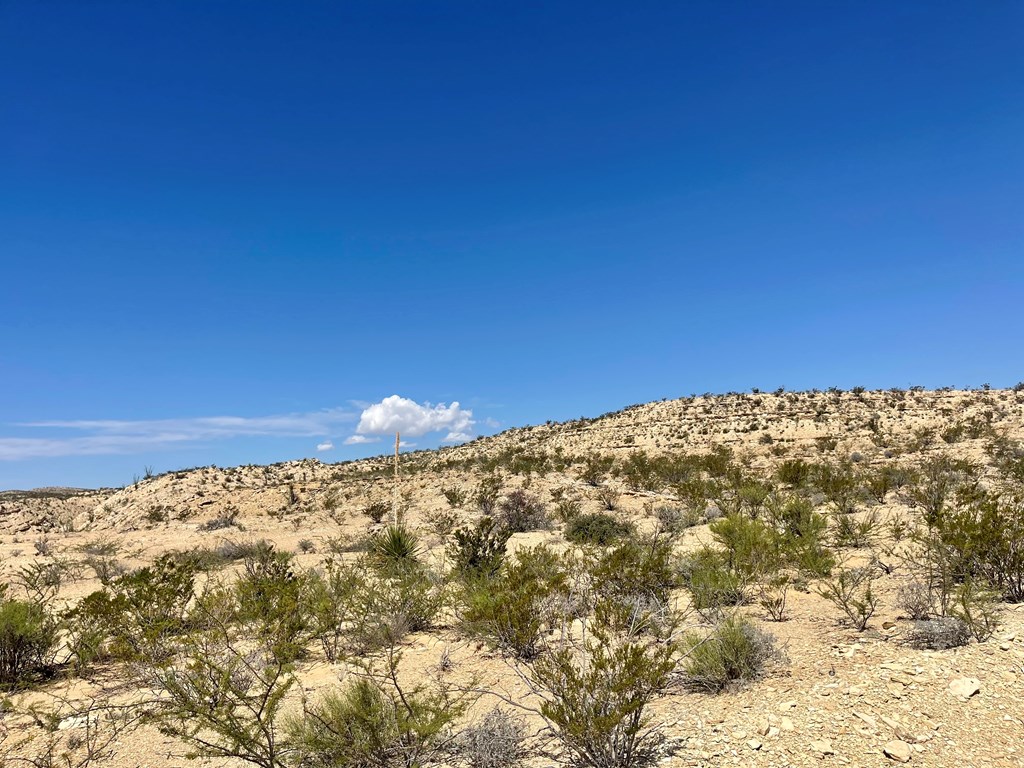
(370, 525, 421, 570)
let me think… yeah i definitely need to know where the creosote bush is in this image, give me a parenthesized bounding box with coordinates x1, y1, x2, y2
(234, 543, 311, 663)
(449, 517, 511, 578)
(680, 549, 744, 622)
(288, 656, 467, 768)
(565, 513, 635, 546)
(817, 567, 878, 631)
(363, 501, 391, 524)
(459, 545, 566, 659)
(529, 616, 678, 768)
(586, 535, 680, 636)
(441, 486, 468, 509)
(0, 599, 57, 688)
(495, 490, 549, 533)
(681, 616, 782, 693)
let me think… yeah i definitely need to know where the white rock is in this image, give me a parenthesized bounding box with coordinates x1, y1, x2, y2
(884, 740, 913, 763)
(58, 715, 90, 731)
(948, 677, 981, 698)
(810, 740, 834, 755)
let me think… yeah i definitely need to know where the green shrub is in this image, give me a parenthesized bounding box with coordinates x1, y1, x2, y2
(905, 456, 978, 526)
(950, 577, 1000, 641)
(306, 555, 442, 660)
(449, 517, 511, 578)
(441, 485, 468, 508)
(288, 656, 466, 768)
(709, 514, 782, 580)
(97, 555, 197, 662)
(681, 616, 781, 693)
(496, 490, 549, 533)
(617, 450, 662, 492)
(864, 466, 896, 503)
(62, 590, 115, 674)
(565, 513, 635, 546)
(817, 567, 879, 631)
(152, 618, 295, 768)
(770, 497, 835, 577)
(933, 493, 1024, 602)
(0, 599, 57, 687)
(581, 536, 681, 638)
(832, 509, 880, 549)
(84, 554, 128, 584)
(459, 545, 565, 659)
(679, 550, 744, 621)
(530, 624, 677, 768)
(579, 454, 615, 486)
(380, 564, 446, 637)
(776, 459, 813, 488)
(234, 544, 310, 662)
(306, 559, 374, 661)
(813, 461, 861, 514)
(554, 498, 583, 524)
(426, 510, 459, 540)
(364, 501, 391, 524)
(16, 559, 76, 604)
(757, 575, 790, 622)
(475, 474, 503, 514)
(735, 480, 773, 518)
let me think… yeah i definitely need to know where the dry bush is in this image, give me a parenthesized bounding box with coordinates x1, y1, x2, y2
(907, 617, 971, 650)
(460, 707, 529, 768)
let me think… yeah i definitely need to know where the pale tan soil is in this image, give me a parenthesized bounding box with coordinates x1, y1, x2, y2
(1, 388, 1023, 766)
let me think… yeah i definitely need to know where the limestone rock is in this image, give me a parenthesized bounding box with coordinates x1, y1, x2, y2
(883, 740, 913, 763)
(810, 740, 834, 756)
(948, 677, 981, 698)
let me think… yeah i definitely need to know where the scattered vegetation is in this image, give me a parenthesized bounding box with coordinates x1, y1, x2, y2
(4, 386, 1024, 765)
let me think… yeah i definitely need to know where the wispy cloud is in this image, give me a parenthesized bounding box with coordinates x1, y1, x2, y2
(2, 408, 355, 460)
(352, 395, 475, 443)
(316, 441, 334, 452)
(343, 434, 380, 445)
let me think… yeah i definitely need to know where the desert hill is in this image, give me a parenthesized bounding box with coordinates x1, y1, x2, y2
(1, 385, 1023, 768)
(4, 387, 1022, 536)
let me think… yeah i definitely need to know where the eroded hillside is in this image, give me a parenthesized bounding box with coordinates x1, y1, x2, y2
(1, 386, 1023, 768)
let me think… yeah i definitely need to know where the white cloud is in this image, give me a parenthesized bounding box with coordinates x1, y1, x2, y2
(24, 409, 353, 439)
(343, 435, 380, 445)
(1, 408, 355, 461)
(353, 395, 475, 443)
(0, 435, 191, 461)
(316, 441, 334, 452)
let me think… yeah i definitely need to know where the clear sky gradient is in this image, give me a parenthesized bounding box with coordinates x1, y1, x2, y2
(2, 2, 1022, 489)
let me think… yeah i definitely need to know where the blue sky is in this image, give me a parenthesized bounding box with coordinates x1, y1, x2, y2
(2, 2, 1022, 489)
